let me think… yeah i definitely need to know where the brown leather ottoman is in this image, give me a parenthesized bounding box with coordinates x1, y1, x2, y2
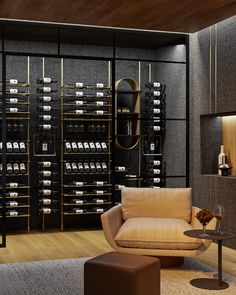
(84, 251, 160, 295)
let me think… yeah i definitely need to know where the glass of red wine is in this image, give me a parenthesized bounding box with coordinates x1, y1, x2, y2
(213, 204, 225, 234)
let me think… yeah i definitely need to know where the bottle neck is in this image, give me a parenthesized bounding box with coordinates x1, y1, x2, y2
(220, 145, 224, 154)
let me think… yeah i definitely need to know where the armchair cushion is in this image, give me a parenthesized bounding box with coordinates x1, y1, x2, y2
(121, 187, 192, 222)
(114, 217, 202, 250)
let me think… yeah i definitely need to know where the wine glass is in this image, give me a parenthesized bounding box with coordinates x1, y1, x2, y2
(213, 204, 225, 234)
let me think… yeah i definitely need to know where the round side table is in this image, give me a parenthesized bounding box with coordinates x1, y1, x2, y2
(184, 229, 235, 290)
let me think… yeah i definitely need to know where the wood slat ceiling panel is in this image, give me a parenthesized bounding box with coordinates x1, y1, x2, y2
(0, 0, 236, 33)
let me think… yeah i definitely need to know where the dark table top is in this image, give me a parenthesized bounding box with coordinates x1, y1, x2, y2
(184, 229, 235, 241)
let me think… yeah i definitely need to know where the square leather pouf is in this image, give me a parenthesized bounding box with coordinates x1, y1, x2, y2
(84, 251, 160, 295)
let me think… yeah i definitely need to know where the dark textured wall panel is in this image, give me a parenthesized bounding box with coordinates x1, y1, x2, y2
(5, 40, 58, 55)
(165, 177, 186, 188)
(60, 43, 113, 58)
(217, 16, 236, 113)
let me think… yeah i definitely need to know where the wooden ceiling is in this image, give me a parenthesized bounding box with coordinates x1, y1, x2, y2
(0, 0, 236, 33)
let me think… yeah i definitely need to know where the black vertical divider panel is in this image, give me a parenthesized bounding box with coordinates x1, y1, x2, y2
(0, 21, 189, 233)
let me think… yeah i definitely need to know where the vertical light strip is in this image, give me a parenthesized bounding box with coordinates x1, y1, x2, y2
(27, 56, 30, 233)
(108, 61, 111, 87)
(209, 26, 212, 114)
(60, 58, 64, 231)
(42, 57, 45, 78)
(148, 63, 152, 83)
(214, 24, 218, 113)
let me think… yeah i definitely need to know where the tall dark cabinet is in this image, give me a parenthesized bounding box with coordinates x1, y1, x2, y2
(0, 21, 189, 241)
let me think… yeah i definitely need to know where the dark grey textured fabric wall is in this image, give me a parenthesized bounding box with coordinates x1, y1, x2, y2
(190, 15, 236, 249)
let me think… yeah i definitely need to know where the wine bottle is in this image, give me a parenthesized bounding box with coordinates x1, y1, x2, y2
(38, 189, 58, 196)
(38, 105, 53, 112)
(38, 161, 54, 168)
(39, 198, 57, 205)
(6, 142, 13, 153)
(0, 142, 2, 152)
(83, 162, 90, 173)
(19, 122, 24, 132)
(19, 142, 26, 153)
(74, 100, 87, 105)
(92, 198, 104, 203)
(95, 162, 102, 173)
(6, 201, 18, 207)
(71, 162, 78, 173)
(75, 82, 84, 88)
(7, 163, 13, 174)
(65, 141, 72, 153)
(93, 207, 104, 213)
(89, 162, 96, 173)
(19, 163, 26, 174)
(115, 166, 126, 171)
(96, 92, 104, 97)
(83, 142, 90, 152)
(95, 142, 102, 152)
(115, 184, 125, 190)
(72, 190, 85, 196)
(9, 88, 18, 94)
(77, 142, 84, 152)
(218, 145, 226, 176)
(93, 110, 107, 115)
(39, 124, 53, 131)
(38, 170, 53, 177)
(6, 191, 18, 197)
(65, 162, 72, 173)
(38, 208, 53, 214)
(95, 83, 104, 89)
(37, 87, 57, 93)
(37, 77, 57, 84)
(73, 199, 84, 204)
(145, 82, 161, 89)
(89, 142, 96, 152)
(78, 162, 84, 173)
(13, 142, 20, 153)
(73, 208, 84, 214)
(38, 180, 57, 187)
(145, 91, 161, 97)
(71, 181, 87, 186)
(7, 79, 18, 85)
(101, 162, 108, 173)
(93, 190, 106, 195)
(6, 210, 18, 216)
(101, 142, 108, 152)
(6, 182, 19, 188)
(153, 160, 161, 166)
(6, 98, 19, 104)
(38, 96, 53, 102)
(93, 181, 107, 186)
(75, 91, 84, 97)
(39, 115, 55, 121)
(71, 142, 78, 152)
(94, 101, 107, 106)
(6, 107, 19, 113)
(13, 163, 20, 174)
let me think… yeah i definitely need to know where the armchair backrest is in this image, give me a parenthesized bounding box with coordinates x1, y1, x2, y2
(121, 187, 192, 222)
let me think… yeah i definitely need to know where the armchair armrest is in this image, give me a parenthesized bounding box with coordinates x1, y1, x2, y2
(101, 205, 124, 250)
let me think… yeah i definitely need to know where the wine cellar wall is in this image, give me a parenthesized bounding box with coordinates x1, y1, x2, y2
(0, 28, 188, 233)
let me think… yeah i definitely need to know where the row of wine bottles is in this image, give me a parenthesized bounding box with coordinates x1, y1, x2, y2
(0, 141, 27, 153)
(65, 161, 109, 174)
(65, 141, 109, 153)
(0, 162, 27, 174)
(67, 189, 108, 195)
(65, 82, 110, 89)
(65, 122, 107, 133)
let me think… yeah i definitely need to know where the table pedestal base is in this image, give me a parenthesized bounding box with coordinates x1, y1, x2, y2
(190, 278, 229, 290)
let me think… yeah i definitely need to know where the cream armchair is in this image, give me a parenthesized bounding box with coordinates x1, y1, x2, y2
(101, 187, 216, 257)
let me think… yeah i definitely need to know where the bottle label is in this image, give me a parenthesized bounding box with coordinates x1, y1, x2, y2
(117, 166, 125, 171)
(43, 171, 51, 176)
(43, 96, 51, 102)
(42, 208, 51, 214)
(75, 101, 84, 105)
(96, 101, 104, 106)
(9, 98, 18, 103)
(96, 190, 104, 194)
(153, 178, 160, 183)
(10, 89, 18, 94)
(75, 91, 83, 97)
(42, 124, 51, 130)
(153, 82, 161, 88)
(96, 208, 104, 212)
(75, 191, 83, 195)
(153, 100, 160, 105)
(9, 192, 18, 197)
(96, 83, 104, 88)
(96, 199, 104, 203)
(153, 126, 160, 131)
(43, 78, 51, 83)
(9, 211, 18, 216)
(75, 110, 84, 114)
(42, 198, 51, 205)
(74, 209, 83, 213)
(43, 106, 51, 111)
(75, 182, 83, 186)
(153, 169, 161, 174)
(96, 110, 104, 114)
(96, 181, 104, 186)
(42, 142, 48, 151)
(75, 82, 83, 87)
(9, 182, 18, 188)
(43, 180, 51, 186)
(9, 79, 18, 85)
(150, 143, 155, 151)
(153, 160, 161, 166)
(75, 200, 83, 204)
(9, 108, 18, 112)
(9, 201, 18, 206)
(42, 162, 51, 167)
(153, 91, 160, 96)
(43, 87, 51, 93)
(43, 115, 51, 121)
(96, 92, 104, 97)
(116, 185, 125, 189)
(42, 190, 51, 195)
(153, 109, 160, 114)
